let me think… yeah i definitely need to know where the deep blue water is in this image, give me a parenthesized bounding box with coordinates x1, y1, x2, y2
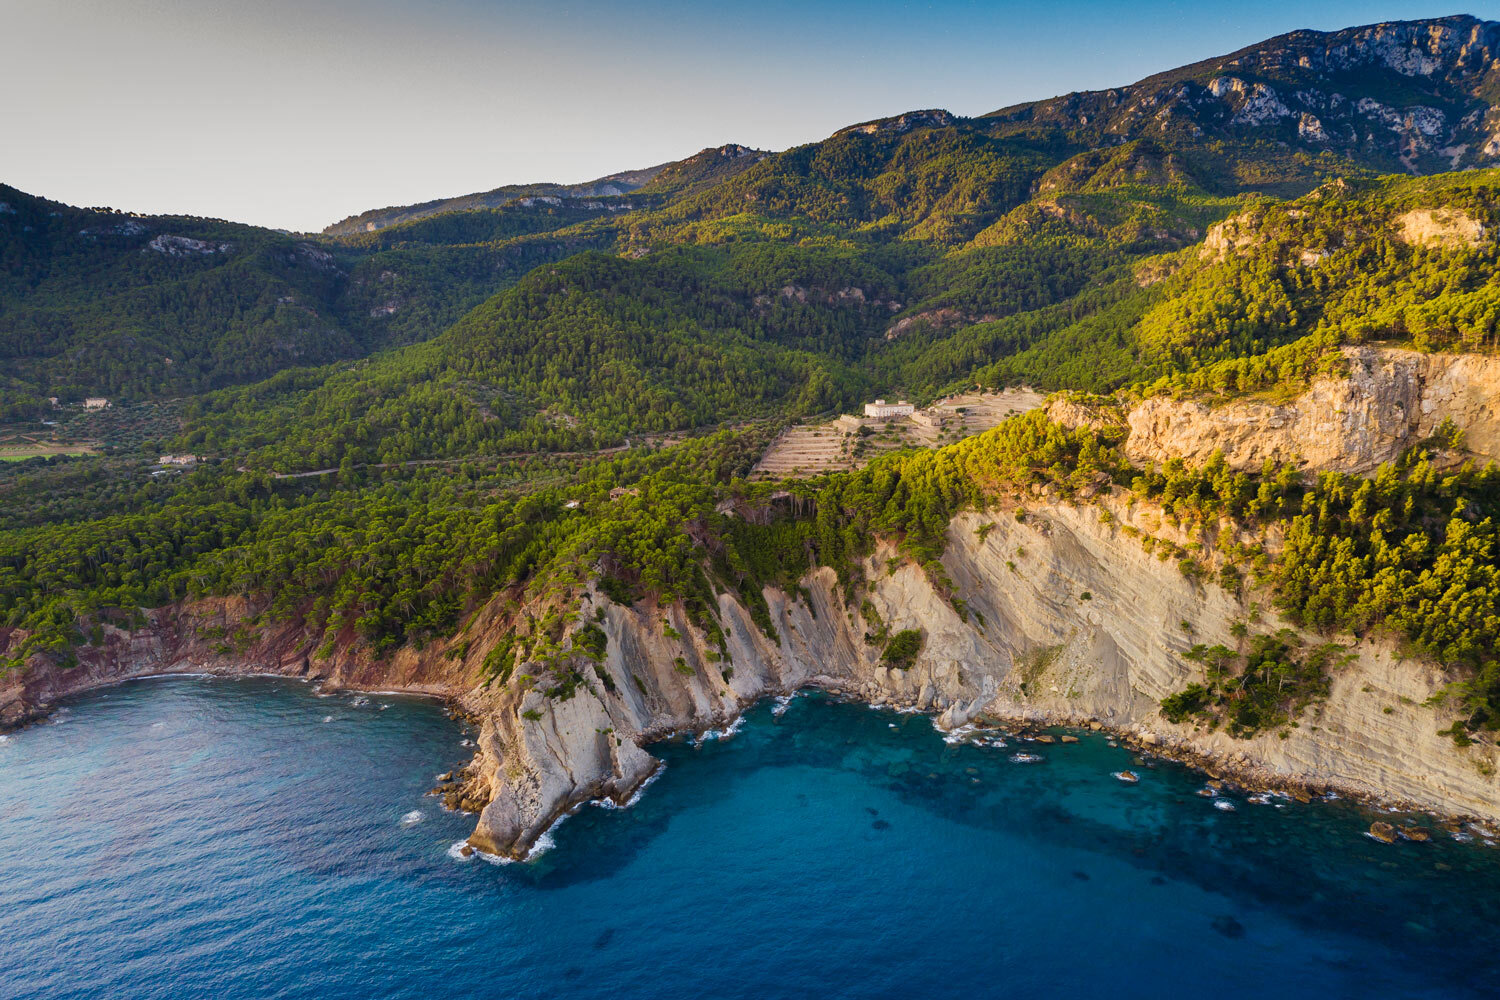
(2, 677, 1498, 999)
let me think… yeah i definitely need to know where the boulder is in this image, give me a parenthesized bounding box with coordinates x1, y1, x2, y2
(1369, 821, 1398, 843)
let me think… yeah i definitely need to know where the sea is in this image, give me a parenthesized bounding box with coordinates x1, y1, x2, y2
(1, 675, 1497, 999)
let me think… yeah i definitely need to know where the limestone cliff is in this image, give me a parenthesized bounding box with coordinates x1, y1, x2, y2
(1120, 346, 1500, 473)
(461, 494, 1498, 857)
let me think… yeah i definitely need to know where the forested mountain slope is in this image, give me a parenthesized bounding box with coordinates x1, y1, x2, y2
(0, 185, 609, 413)
(176, 167, 1500, 472)
(320, 163, 670, 236)
(10, 16, 1500, 420)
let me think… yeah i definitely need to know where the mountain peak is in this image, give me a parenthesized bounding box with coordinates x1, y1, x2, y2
(987, 15, 1500, 176)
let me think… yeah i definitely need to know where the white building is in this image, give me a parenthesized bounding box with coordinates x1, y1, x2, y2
(84, 397, 110, 410)
(862, 398, 915, 419)
(157, 454, 199, 466)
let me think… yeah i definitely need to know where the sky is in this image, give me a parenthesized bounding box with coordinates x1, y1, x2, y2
(4, 1, 1494, 232)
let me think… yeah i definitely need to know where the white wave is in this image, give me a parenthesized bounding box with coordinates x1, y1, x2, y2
(524, 830, 557, 861)
(507, 809, 573, 862)
(596, 765, 665, 811)
(447, 840, 481, 862)
(771, 693, 796, 717)
(1214, 799, 1237, 812)
(460, 738, 475, 748)
(0, 734, 10, 744)
(349, 696, 369, 707)
(322, 716, 334, 723)
(379, 703, 392, 711)
(694, 716, 745, 744)
(400, 810, 423, 827)
(940, 723, 978, 744)
(150, 721, 165, 729)
(1246, 792, 1274, 805)
(1009, 752, 1043, 764)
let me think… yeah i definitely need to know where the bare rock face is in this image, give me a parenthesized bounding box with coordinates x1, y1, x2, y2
(461, 493, 1500, 858)
(1199, 211, 1264, 261)
(1122, 347, 1500, 473)
(1395, 208, 1487, 247)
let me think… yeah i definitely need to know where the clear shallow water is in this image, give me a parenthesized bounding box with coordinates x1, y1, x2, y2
(2, 678, 1498, 999)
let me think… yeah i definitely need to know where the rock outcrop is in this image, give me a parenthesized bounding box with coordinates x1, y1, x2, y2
(1395, 207, 1487, 247)
(1120, 346, 1500, 473)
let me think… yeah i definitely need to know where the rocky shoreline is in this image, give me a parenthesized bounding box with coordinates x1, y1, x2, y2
(7, 646, 1499, 859)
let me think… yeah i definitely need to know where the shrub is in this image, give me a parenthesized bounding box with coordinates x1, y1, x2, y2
(882, 629, 924, 670)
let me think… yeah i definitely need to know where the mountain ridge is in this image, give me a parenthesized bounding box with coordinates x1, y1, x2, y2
(320, 14, 1500, 238)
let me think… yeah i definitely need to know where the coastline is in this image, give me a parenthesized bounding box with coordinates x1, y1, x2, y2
(7, 659, 1498, 858)
(7, 494, 1499, 861)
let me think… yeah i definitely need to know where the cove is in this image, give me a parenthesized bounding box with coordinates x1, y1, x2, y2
(1, 677, 1497, 999)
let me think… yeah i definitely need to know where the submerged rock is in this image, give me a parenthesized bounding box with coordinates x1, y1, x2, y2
(1369, 821, 1398, 843)
(1211, 915, 1247, 939)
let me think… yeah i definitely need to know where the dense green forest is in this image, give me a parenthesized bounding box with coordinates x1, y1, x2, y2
(148, 169, 1500, 474)
(8, 16, 1500, 748)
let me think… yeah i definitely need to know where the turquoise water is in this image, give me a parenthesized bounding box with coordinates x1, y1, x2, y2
(1, 677, 1498, 999)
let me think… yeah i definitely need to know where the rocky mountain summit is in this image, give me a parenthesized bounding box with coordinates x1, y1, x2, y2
(991, 15, 1500, 176)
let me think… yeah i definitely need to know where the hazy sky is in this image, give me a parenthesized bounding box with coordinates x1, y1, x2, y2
(4, 1, 1491, 231)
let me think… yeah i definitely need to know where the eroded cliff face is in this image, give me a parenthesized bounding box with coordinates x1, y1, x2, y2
(1121, 346, 1500, 472)
(463, 491, 1497, 858)
(0, 595, 476, 730)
